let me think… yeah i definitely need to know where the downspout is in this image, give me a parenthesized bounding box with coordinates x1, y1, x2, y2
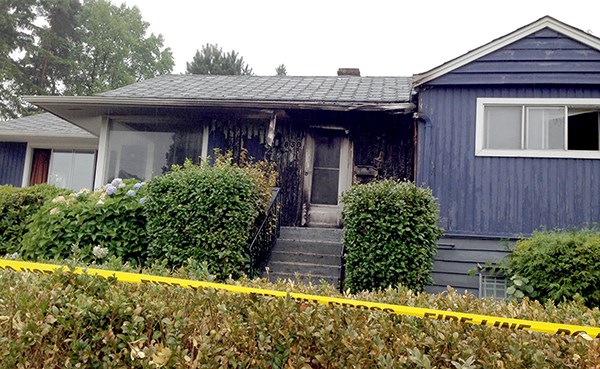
(411, 87, 432, 185)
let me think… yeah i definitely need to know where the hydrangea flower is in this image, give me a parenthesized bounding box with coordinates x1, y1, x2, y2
(111, 178, 124, 187)
(92, 245, 109, 259)
(52, 196, 66, 204)
(138, 197, 147, 205)
(105, 185, 117, 195)
(133, 182, 143, 190)
(76, 188, 91, 198)
(126, 190, 136, 197)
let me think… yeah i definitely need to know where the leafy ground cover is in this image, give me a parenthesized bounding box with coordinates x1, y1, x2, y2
(1, 261, 599, 368)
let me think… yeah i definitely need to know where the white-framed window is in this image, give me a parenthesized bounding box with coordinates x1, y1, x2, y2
(26, 148, 96, 191)
(475, 98, 600, 159)
(48, 150, 96, 191)
(105, 120, 209, 182)
(479, 273, 508, 300)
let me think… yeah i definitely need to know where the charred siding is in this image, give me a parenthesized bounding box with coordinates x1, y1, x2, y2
(206, 110, 415, 227)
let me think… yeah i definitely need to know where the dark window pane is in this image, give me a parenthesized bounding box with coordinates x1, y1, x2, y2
(313, 132, 341, 168)
(568, 111, 599, 150)
(310, 168, 339, 205)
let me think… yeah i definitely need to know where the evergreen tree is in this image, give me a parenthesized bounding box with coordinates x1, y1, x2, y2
(0, 0, 174, 119)
(275, 64, 287, 76)
(0, 0, 37, 119)
(186, 43, 253, 75)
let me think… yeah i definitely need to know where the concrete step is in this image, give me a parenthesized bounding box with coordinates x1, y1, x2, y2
(279, 226, 344, 243)
(266, 261, 341, 276)
(262, 227, 345, 289)
(266, 272, 340, 288)
(272, 239, 343, 256)
(268, 250, 342, 265)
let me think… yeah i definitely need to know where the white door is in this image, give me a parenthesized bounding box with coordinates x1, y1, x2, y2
(303, 129, 352, 227)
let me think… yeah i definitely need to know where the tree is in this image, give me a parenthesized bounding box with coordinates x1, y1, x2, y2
(0, 0, 174, 119)
(275, 64, 287, 76)
(186, 43, 253, 75)
(63, 0, 174, 96)
(0, 0, 37, 119)
(20, 0, 81, 96)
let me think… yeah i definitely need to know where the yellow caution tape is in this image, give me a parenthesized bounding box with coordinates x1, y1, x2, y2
(1, 259, 598, 339)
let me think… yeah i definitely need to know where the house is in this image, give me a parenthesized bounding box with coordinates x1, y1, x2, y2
(23, 74, 415, 228)
(0, 113, 97, 190)
(3, 16, 599, 296)
(413, 16, 600, 296)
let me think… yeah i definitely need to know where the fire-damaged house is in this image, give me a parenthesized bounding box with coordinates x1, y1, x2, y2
(2, 16, 599, 296)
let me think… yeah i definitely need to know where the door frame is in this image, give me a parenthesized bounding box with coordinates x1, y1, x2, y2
(303, 127, 353, 227)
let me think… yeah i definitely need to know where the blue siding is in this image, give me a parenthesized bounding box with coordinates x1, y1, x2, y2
(418, 86, 600, 237)
(428, 29, 600, 85)
(0, 142, 26, 186)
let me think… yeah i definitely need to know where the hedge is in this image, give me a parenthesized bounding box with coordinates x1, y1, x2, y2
(507, 229, 600, 308)
(342, 179, 443, 293)
(0, 184, 68, 255)
(20, 179, 148, 264)
(144, 154, 276, 279)
(0, 262, 598, 368)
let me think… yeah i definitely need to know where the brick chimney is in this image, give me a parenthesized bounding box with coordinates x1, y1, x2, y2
(337, 68, 360, 76)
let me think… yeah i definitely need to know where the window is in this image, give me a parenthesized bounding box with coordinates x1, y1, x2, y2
(106, 120, 208, 182)
(478, 266, 508, 300)
(48, 151, 96, 191)
(476, 98, 600, 159)
(479, 273, 508, 300)
(29, 149, 96, 191)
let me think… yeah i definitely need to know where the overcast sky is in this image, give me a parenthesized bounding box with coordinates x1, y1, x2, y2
(116, 0, 599, 77)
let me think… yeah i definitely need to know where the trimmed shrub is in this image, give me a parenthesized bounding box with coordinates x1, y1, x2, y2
(0, 184, 68, 255)
(144, 154, 275, 279)
(507, 229, 600, 308)
(1, 265, 599, 368)
(20, 179, 148, 264)
(342, 179, 443, 293)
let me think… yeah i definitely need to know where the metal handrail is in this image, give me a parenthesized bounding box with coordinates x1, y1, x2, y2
(247, 187, 281, 277)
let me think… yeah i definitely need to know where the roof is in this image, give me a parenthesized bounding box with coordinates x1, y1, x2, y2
(412, 16, 600, 87)
(98, 75, 413, 103)
(0, 113, 95, 138)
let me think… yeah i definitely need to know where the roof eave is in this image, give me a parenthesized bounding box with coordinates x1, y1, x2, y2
(412, 16, 600, 87)
(25, 95, 415, 114)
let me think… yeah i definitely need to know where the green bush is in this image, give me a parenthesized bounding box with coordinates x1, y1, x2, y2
(1, 264, 599, 368)
(507, 229, 600, 308)
(342, 179, 443, 293)
(144, 154, 275, 279)
(0, 184, 68, 255)
(20, 179, 148, 264)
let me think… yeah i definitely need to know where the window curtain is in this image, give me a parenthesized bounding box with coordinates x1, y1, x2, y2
(29, 149, 51, 186)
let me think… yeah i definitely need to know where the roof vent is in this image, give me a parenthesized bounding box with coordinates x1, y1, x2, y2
(337, 68, 360, 76)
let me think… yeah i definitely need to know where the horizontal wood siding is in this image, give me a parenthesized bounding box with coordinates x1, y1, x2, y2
(428, 29, 600, 85)
(0, 142, 26, 186)
(418, 86, 600, 237)
(427, 237, 512, 295)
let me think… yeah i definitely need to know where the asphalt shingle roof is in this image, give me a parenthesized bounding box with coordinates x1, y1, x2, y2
(99, 75, 413, 103)
(0, 113, 95, 137)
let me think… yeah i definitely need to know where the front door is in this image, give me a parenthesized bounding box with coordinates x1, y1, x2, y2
(303, 129, 352, 227)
